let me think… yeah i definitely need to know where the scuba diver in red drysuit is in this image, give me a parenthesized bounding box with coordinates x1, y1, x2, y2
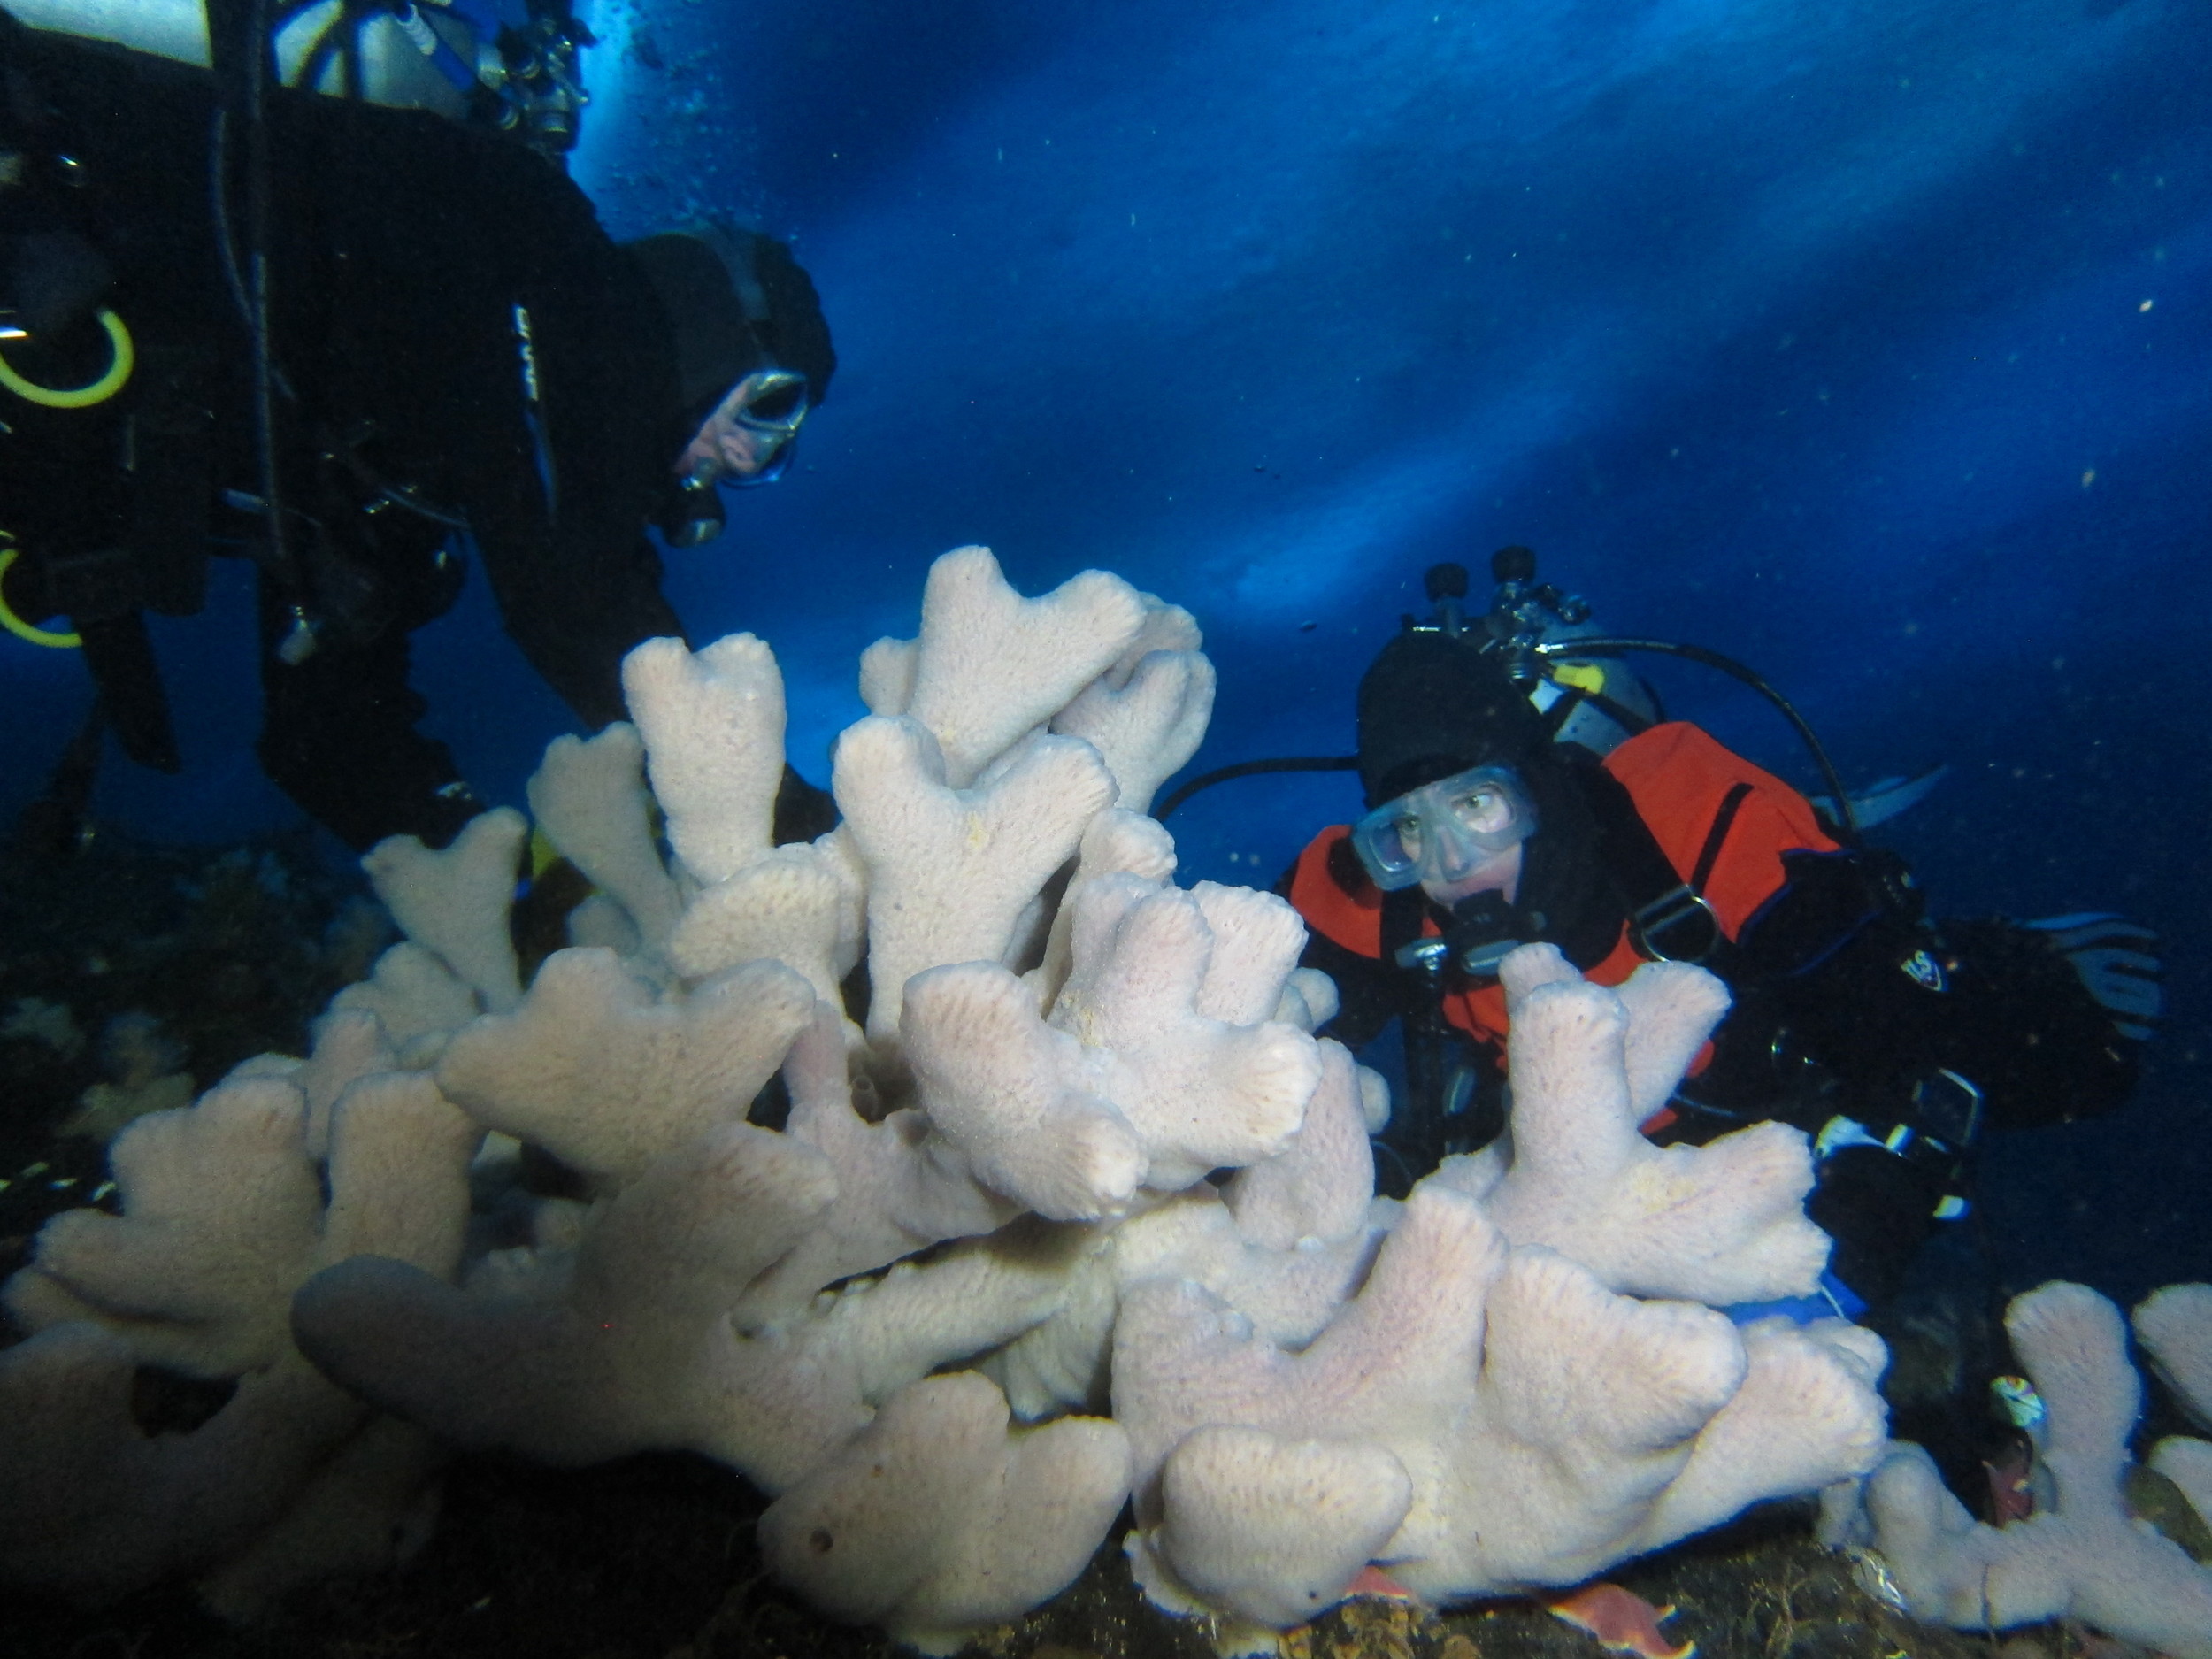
(1280, 552, 2160, 1319)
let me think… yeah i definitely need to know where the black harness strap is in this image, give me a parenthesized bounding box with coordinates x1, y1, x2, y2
(127, 341, 217, 618)
(1689, 781, 1752, 894)
(1539, 687, 1581, 738)
(1580, 762, 1732, 968)
(1379, 882, 1467, 1175)
(1379, 883, 1428, 969)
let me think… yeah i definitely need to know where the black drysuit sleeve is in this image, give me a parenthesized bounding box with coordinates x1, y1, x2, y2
(1714, 849, 2135, 1134)
(1704, 848, 2137, 1304)
(286, 95, 687, 730)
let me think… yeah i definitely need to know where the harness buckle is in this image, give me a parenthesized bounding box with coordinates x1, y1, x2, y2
(1632, 883, 1722, 964)
(1909, 1067, 1985, 1149)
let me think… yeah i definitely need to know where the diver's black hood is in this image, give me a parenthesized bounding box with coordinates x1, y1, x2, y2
(1359, 631, 1627, 969)
(625, 222, 837, 441)
(1356, 631, 1549, 807)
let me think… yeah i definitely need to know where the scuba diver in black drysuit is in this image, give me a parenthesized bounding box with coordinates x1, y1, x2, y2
(1164, 549, 2164, 1323)
(0, 6, 836, 855)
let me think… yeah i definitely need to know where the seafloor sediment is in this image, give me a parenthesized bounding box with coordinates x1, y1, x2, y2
(7, 1444, 1994, 1659)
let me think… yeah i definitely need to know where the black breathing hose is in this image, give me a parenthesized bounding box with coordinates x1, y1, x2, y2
(1152, 640, 1860, 844)
(207, 0, 308, 626)
(1153, 755, 1358, 822)
(1531, 637, 1858, 841)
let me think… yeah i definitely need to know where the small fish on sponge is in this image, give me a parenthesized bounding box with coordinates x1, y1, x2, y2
(1543, 1582, 1696, 1659)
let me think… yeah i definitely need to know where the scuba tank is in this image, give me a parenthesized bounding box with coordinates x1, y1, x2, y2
(1147, 549, 1663, 819)
(1410, 549, 1663, 761)
(9, 0, 469, 116)
(8, 0, 594, 158)
(1159, 544, 1861, 839)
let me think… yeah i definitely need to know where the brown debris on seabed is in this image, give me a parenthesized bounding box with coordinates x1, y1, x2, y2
(0, 826, 391, 1282)
(5, 1471, 2048, 1659)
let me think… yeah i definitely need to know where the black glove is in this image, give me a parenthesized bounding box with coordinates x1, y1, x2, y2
(1808, 1139, 1955, 1311)
(1803, 1059, 1985, 1311)
(1937, 915, 2150, 1129)
(2016, 913, 2162, 1042)
(1688, 848, 1958, 1135)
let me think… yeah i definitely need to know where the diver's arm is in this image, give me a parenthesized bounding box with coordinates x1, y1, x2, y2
(481, 521, 686, 729)
(1916, 915, 2146, 1130)
(253, 572, 481, 850)
(1717, 849, 2149, 1309)
(416, 99, 688, 730)
(1724, 851, 2145, 1132)
(1708, 848, 1957, 1115)
(1701, 849, 1978, 1309)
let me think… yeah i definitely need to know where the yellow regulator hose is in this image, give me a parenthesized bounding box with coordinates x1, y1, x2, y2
(0, 538, 82, 649)
(0, 306, 136, 410)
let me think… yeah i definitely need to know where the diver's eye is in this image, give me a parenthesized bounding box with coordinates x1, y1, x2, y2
(1449, 789, 1502, 829)
(1392, 818, 1425, 858)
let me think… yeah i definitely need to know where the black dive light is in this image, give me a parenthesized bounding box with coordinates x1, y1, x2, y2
(657, 474, 728, 548)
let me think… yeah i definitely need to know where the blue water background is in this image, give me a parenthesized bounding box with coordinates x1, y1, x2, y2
(4, 0, 2205, 1299)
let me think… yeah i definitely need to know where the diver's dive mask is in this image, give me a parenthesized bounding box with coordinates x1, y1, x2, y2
(1350, 764, 1540, 892)
(718, 368, 810, 488)
(660, 369, 812, 546)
